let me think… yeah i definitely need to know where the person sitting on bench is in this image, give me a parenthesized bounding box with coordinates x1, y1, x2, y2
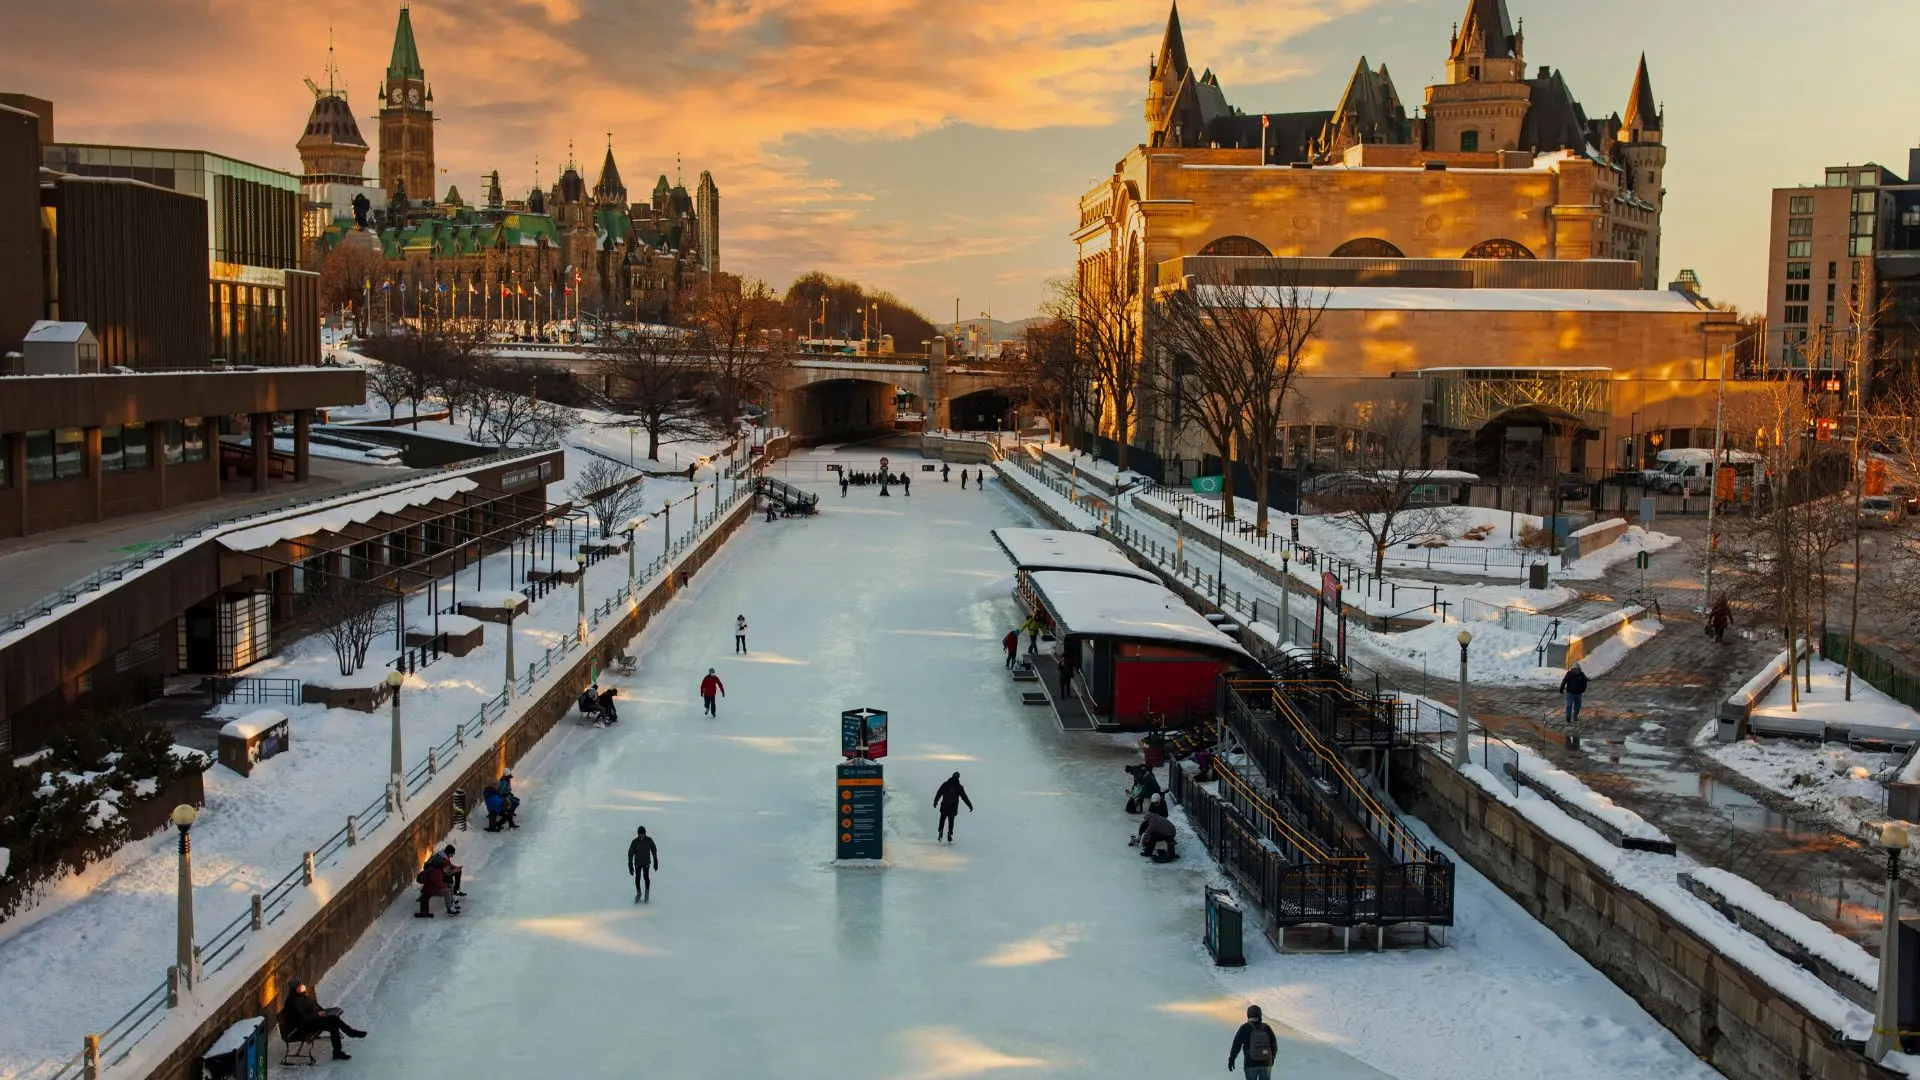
(578, 684, 601, 721)
(425, 844, 465, 896)
(282, 979, 366, 1061)
(483, 785, 511, 832)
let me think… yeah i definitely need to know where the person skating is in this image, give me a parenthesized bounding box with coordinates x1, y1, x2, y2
(941, 462, 951, 483)
(700, 668, 726, 716)
(627, 825, 660, 902)
(841, 475, 850, 498)
(933, 771, 973, 842)
(1559, 663, 1589, 726)
(282, 980, 367, 1061)
(960, 469, 969, 490)
(902, 473, 911, 496)
(1708, 596, 1733, 642)
(735, 614, 748, 654)
(597, 686, 620, 724)
(1002, 628, 1019, 669)
(1228, 1005, 1279, 1079)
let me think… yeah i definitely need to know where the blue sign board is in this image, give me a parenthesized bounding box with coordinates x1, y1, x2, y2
(836, 761, 884, 860)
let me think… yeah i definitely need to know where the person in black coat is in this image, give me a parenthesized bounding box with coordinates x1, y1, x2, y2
(578, 684, 600, 721)
(1559, 664, 1590, 725)
(1228, 1005, 1278, 1078)
(597, 687, 620, 724)
(627, 825, 659, 902)
(933, 772, 973, 842)
(282, 980, 366, 1061)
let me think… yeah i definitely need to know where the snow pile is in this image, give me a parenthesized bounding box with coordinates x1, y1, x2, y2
(413, 614, 483, 636)
(218, 709, 286, 740)
(1704, 737, 1897, 841)
(1728, 641, 1801, 711)
(1750, 655, 1920, 743)
(1685, 867, 1879, 990)
(1511, 741, 1670, 843)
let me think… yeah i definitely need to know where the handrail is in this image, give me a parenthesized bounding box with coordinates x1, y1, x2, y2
(42, 480, 750, 1080)
(1212, 758, 1357, 864)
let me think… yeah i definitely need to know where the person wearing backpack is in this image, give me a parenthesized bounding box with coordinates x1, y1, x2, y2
(1559, 663, 1590, 726)
(1228, 1004, 1278, 1078)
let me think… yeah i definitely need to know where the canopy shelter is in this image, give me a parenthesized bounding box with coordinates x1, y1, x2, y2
(990, 528, 1158, 582)
(1026, 569, 1251, 730)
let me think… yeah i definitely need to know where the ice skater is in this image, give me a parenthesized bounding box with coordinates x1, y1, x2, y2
(960, 469, 969, 490)
(735, 614, 748, 653)
(933, 771, 973, 842)
(700, 668, 726, 716)
(627, 825, 659, 902)
(841, 475, 850, 497)
(941, 462, 951, 483)
(902, 472, 911, 496)
(1228, 1005, 1278, 1079)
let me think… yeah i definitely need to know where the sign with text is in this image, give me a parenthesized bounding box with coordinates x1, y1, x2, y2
(1317, 571, 1346, 668)
(836, 762, 884, 860)
(841, 707, 889, 760)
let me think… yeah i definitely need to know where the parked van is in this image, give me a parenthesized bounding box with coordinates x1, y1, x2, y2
(1643, 448, 1761, 496)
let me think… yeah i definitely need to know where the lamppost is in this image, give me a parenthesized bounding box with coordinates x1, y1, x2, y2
(386, 670, 406, 809)
(1868, 821, 1911, 1061)
(1279, 544, 1293, 644)
(626, 525, 637, 600)
(502, 607, 517, 700)
(1174, 503, 1185, 574)
(171, 803, 199, 991)
(1453, 631, 1473, 768)
(1215, 503, 1228, 607)
(576, 544, 588, 645)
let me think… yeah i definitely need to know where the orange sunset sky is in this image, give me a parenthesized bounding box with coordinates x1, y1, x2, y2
(4, 0, 1917, 320)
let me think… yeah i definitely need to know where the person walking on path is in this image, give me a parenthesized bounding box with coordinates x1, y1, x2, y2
(1559, 663, 1589, 725)
(1707, 596, 1732, 643)
(1228, 1005, 1278, 1079)
(1002, 628, 1020, 669)
(942, 463, 951, 482)
(735, 614, 749, 653)
(933, 771, 973, 842)
(700, 668, 726, 716)
(627, 825, 659, 902)
(960, 469, 969, 490)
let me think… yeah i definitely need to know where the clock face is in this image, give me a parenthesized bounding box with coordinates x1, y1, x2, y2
(407, 88, 420, 107)
(389, 87, 402, 105)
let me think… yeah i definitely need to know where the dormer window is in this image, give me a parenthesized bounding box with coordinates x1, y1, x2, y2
(1468, 64, 1481, 81)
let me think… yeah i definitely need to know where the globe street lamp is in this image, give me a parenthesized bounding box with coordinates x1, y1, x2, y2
(1453, 631, 1473, 769)
(1869, 821, 1912, 1061)
(386, 670, 406, 809)
(171, 803, 199, 990)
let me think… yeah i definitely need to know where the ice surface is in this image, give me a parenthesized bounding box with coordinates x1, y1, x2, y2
(316, 448, 1722, 1080)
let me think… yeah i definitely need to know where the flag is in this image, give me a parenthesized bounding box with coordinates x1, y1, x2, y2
(501, 284, 509, 298)
(468, 282, 478, 296)
(382, 280, 391, 291)
(1261, 114, 1269, 129)
(363, 275, 371, 291)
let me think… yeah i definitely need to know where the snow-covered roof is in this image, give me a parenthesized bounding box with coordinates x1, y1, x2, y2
(991, 528, 1158, 582)
(1027, 570, 1253, 662)
(24, 320, 94, 343)
(219, 709, 286, 739)
(217, 477, 479, 551)
(1194, 285, 1709, 314)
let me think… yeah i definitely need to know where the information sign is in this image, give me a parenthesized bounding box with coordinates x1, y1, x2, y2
(836, 762, 884, 860)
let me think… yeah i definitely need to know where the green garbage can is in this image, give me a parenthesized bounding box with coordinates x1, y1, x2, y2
(1204, 886, 1245, 966)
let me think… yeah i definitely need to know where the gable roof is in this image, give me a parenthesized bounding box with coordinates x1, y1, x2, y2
(25, 321, 94, 344)
(1323, 57, 1409, 148)
(387, 5, 425, 83)
(1623, 53, 1658, 132)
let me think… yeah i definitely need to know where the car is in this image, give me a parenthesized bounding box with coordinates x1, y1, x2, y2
(1859, 495, 1904, 529)
(1892, 484, 1920, 516)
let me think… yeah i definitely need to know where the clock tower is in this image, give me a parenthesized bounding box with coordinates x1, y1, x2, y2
(376, 4, 434, 205)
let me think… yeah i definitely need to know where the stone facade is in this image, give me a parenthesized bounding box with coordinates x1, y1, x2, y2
(375, 5, 433, 205)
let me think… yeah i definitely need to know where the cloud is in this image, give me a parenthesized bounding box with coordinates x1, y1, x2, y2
(3, 0, 1374, 314)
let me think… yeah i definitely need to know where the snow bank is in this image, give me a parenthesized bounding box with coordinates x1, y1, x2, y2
(1511, 741, 1670, 844)
(412, 614, 483, 636)
(1685, 867, 1879, 989)
(1752, 656, 1920, 742)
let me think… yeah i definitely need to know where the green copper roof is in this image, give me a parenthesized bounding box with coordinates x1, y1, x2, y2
(388, 5, 425, 82)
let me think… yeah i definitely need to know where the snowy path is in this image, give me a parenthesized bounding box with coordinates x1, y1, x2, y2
(318, 449, 1718, 1080)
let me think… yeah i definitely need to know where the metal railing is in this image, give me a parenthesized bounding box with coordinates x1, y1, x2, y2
(1400, 696, 1522, 798)
(42, 479, 751, 1080)
(0, 445, 559, 640)
(205, 677, 301, 707)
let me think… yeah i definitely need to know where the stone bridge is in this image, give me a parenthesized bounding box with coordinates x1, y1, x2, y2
(489, 343, 1023, 442)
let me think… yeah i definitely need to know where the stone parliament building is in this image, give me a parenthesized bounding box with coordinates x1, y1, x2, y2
(1076, 0, 1740, 483)
(301, 6, 720, 325)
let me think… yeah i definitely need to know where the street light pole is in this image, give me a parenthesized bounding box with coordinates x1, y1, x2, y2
(626, 526, 636, 599)
(386, 670, 406, 809)
(1216, 508, 1227, 607)
(1868, 821, 1911, 1061)
(1453, 631, 1473, 768)
(1279, 544, 1292, 645)
(503, 610, 516, 700)
(171, 803, 199, 991)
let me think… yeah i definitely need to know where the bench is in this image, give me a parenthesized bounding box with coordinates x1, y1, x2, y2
(277, 1015, 320, 1066)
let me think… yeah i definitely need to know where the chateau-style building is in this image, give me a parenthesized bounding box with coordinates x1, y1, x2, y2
(1076, 0, 1739, 484)
(304, 7, 719, 325)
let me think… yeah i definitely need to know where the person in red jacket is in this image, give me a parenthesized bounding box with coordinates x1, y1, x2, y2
(1002, 628, 1019, 669)
(700, 668, 726, 717)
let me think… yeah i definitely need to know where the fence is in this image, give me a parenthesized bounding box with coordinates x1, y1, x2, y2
(1399, 695, 1522, 798)
(41, 479, 753, 1080)
(1820, 631, 1920, 715)
(204, 677, 301, 707)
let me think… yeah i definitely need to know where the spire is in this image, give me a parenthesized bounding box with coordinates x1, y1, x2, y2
(1154, 2, 1190, 80)
(1623, 52, 1659, 134)
(1450, 0, 1516, 60)
(595, 134, 625, 201)
(387, 4, 425, 83)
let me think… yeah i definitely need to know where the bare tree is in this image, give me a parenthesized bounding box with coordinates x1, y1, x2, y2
(363, 360, 413, 425)
(1148, 280, 1251, 519)
(571, 456, 647, 538)
(310, 578, 396, 676)
(684, 274, 791, 428)
(1239, 277, 1327, 536)
(1029, 278, 1100, 448)
(1075, 245, 1144, 470)
(484, 387, 574, 447)
(1717, 379, 1818, 705)
(601, 325, 717, 460)
(1313, 399, 1459, 575)
(356, 331, 449, 428)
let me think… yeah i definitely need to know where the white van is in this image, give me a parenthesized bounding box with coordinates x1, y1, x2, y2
(1643, 448, 1761, 495)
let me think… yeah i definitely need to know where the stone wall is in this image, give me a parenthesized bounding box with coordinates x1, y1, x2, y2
(1395, 747, 1897, 1080)
(139, 496, 754, 1080)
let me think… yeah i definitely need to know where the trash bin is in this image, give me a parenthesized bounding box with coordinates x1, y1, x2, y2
(1204, 886, 1245, 966)
(200, 1016, 267, 1080)
(1527, 561, 1549, 590)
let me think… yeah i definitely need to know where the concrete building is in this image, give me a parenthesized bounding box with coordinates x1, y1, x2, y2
(1763, 152, 1920, 389)
(1073, 0, 1737, 484)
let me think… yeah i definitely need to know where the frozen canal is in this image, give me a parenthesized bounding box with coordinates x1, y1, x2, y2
(326, 448, 1717, 1080)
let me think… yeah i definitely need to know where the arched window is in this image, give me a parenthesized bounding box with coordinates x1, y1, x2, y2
(1197, 235, 1272, 258)
(1463, 238, 1536, 260)
(1329, 237, 1405, 258)
(1126, 238, 1143, 297)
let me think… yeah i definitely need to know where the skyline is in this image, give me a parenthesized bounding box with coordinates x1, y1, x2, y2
(7, 0, 1917, 321)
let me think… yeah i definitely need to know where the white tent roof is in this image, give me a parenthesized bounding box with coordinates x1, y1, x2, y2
(218, 477, 479, 551)
(990, 528, 1158, 582)
(1028, 570, 1253, 662)
(24, 321, 94, 344)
